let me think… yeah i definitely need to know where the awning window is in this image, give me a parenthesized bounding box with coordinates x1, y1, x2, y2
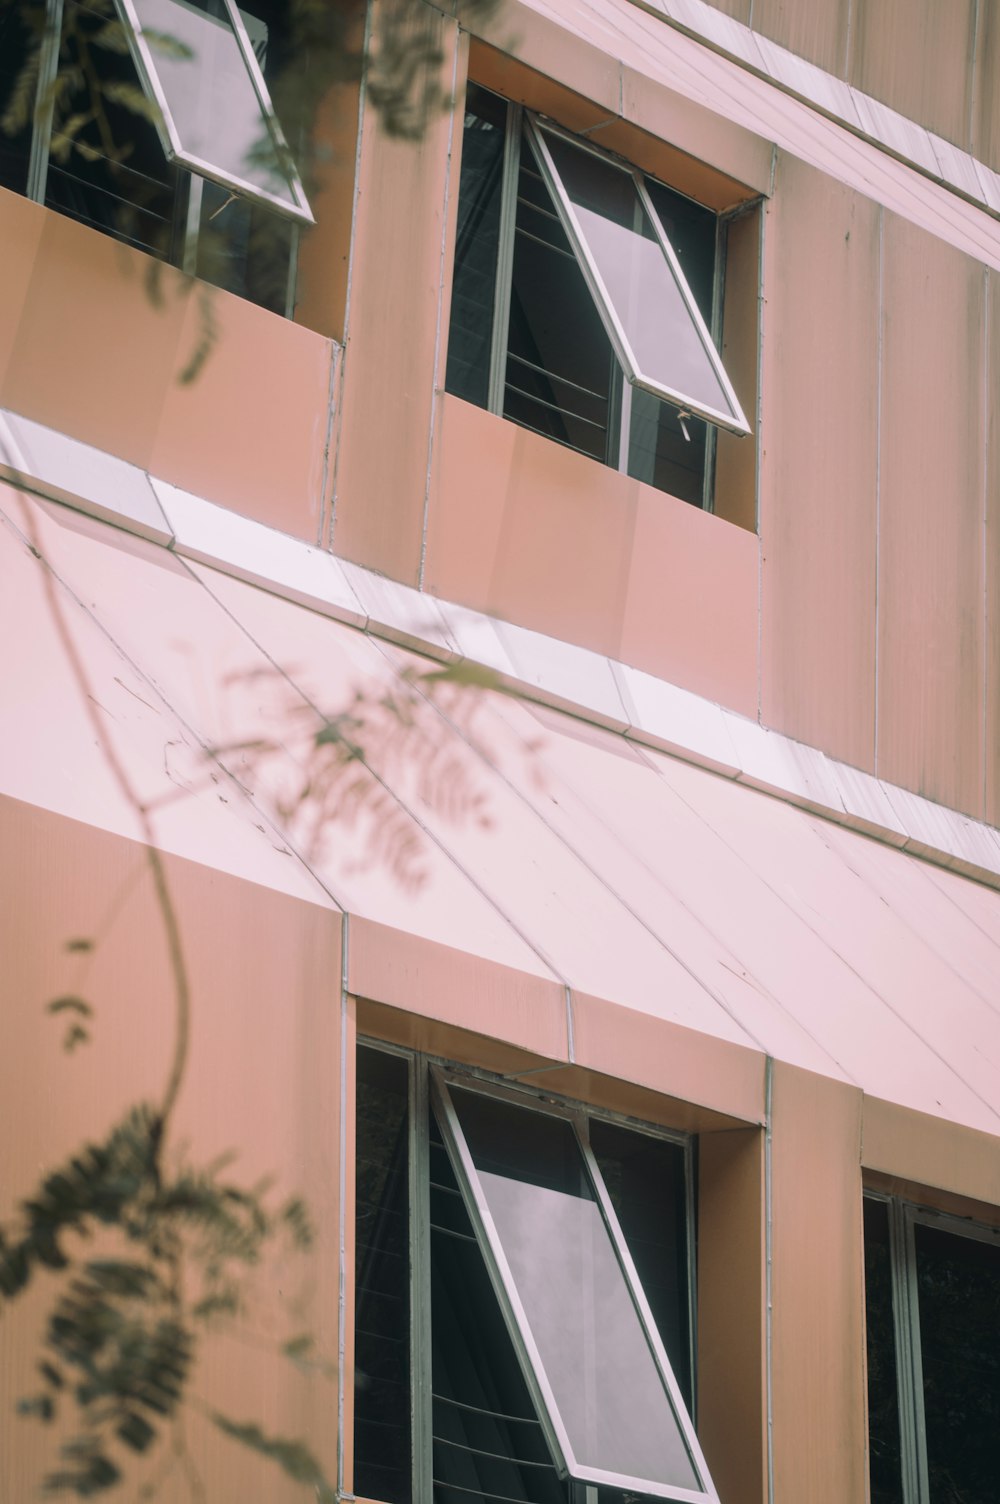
(114, 0, 314, 224)
(527, 114, 748, 436)
(432, 1068, 721, 1503)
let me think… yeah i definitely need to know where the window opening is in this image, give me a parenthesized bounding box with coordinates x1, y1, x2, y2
(2, 0, 308, 316)
(355, 1043, 712, 1504)
(863, 1191, 1000, 1504)
(116, 0, 312, 222)
(445, 84, 750, 510)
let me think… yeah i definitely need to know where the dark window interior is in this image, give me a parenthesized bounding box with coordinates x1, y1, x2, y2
(445, 83, 727, 509)
(355, 1046, 412, 1504)
(863, 1197, 904, 1504)
(914, 1220, 1000, 1503)
(0, 0, 295, 314)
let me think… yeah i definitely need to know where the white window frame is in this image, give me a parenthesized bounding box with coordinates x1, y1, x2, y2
(525, 115, 748, 438)
(113, 0, 314, 225)
(355, 1040, 710, 1504)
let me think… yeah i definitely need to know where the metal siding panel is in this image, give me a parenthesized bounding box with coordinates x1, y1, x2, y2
(751, 0, 850, 76)
(760, 153, 880, 771)
(876, 214, 986, 817)
(987, 267, 1000, 827)
(332, 3, 458, 582)
(769, 1065, 867, 1504)
(0, 797, 343, 1501)
(849, 0, 976, 149)
(972, 0, 1000, 173)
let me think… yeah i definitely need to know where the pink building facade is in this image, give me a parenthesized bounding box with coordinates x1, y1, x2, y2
(1, 1, 999, 1501)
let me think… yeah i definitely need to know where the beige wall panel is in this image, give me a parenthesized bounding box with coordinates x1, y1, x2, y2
(849, 0, 976, 148)
(972, 0, 1000, 173)
(986, 267, 1000, 825)
(698, 1128, 767, 1504)
(876, 215, 986, 816)
(620, 64, 773, 202)
(752, 0, 850, 76)
(426, 397, 760, 716)
(468, 30, 621, 127)
(863, 1096, 1000, 1208)
(348, 914, 569, 1061)
(571, 991, 765, 1125)
(769, 1063, 866, 1503)
(0, 190, 44, 400)
(150, 296, 333, 542)
(0, 799, 342, 1501)
(759, 155, 879, 771)
(715, 206, 760, 533)
(0, 192, 332, 541)
(707, 0, 751, 20)
(331, 2, 459, 583)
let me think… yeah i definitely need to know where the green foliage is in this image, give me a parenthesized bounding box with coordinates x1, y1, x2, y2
(2, 1106, 334, 1497)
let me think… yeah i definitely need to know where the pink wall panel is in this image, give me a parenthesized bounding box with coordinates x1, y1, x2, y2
(426, 397, 759, 715)
(849, 0, 976, 150)
(752, 0, 850, 76)
(986, 268, 1000, 826)
(0, 798, 342, 1502)
(760, 153, 880, 772)
(331, 2, 459, 584)
(876, 213, 986, 817)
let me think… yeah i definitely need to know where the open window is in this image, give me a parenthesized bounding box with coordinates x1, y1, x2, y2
(115, 0, 312, 223)
(445, 84, 752, 511)
(1, 0, 311, 315)
(354, 1044, 715, 1504)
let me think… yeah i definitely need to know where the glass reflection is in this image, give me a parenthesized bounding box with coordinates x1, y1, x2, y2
(131, 0, 298, 208)
(541, 131, 733, 421)
(451, 1089, 698, 1492)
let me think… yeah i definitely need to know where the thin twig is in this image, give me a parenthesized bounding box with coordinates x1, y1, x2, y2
(9, 486, 191, 1134)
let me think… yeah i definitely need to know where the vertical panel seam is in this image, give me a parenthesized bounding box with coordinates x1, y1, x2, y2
(756, 153, 773, 723)
(317, 340, 338, 548)
(764, 1054, 774, 1504)
(874, 207, 884, 778)
(419, 22, 461, 592)
(969, 0, 981, 154)
(842, 0, 854, 83)
(336, 910, 350, 1497)
(982, 268, 990, 818)
(327, 2, 373, 550)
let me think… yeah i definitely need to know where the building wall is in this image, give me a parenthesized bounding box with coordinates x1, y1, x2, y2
(708, 0, 1000, 172)
(1, 3, 1000, 1500)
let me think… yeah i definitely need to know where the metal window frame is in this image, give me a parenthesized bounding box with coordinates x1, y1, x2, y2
(864, 1189, 1000, 1504)
(525, 113, 750, 438)
(112, 0, 314, 224)
(429, 1062, 719, 1504)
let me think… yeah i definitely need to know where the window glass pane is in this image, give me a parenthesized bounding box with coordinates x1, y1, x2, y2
(126, 0, 304, 213)
(451, 1088, 700, 1494)
(540, 129, 735, 423)
(589, 1120, 692, 1412)
(46, 0, 182, 260)
(430, 1109, 568, 1504)
(445, 83, 507, 410)
(643, 178, 716, 327)
(355, 1046, 412, 1504)
(915, 1221, 1000, 1504)
(863, 1197, 904, 1504)
(627, 388, 707, 507)
(504, 137, 615, 464)
(0, 0, 33, 196)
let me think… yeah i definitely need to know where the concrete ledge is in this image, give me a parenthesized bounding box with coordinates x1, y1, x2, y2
(3, 405, 1000, 893)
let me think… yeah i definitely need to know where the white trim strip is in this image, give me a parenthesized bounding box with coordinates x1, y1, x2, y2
(628, 0, 1000, 222)
(3, 403, 1000, 892)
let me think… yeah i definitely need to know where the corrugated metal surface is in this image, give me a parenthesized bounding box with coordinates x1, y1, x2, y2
(4, 488, 1000, 1137)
